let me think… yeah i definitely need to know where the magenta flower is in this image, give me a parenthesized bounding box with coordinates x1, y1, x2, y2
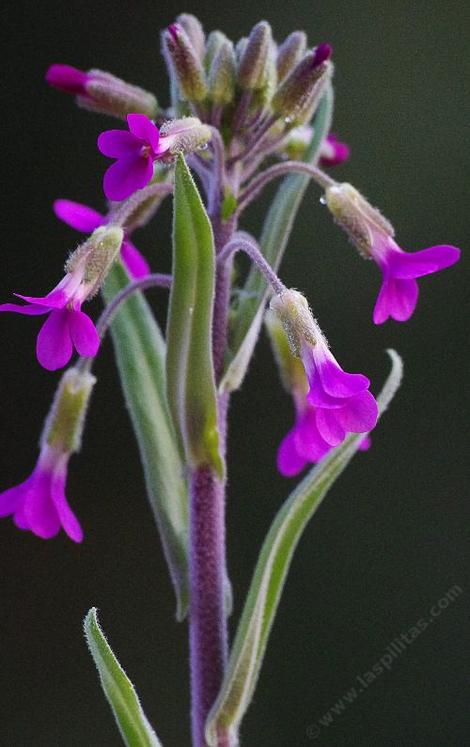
(301, 339, 378, 446)
(98, 114, 170, 201)
(371, 238, 461, 324)
(278, 397, 371, 477)
(0, 445, 82, 542)
(0, 267, 99, 371)
(326, 183, 461, 324)
(53, 199, 150, 279)
(319, 133, 350, 167)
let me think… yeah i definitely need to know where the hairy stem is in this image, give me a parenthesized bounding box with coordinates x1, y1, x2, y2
(189, 464, 229, 747)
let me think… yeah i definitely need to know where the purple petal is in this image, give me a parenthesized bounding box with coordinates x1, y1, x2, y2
(335, 390, 378, 433)
(22, 471, 61, 540)
(315, 408, 346, 447)
(103, 155, 154, 201)
(373, 277, 418, 324)
(50, 470, 83, 543)
(53, 199, 104, 232)
(45, 64, 88, 94)
(68, 310, 100, 357)
(36, 309, 73, 370)
(388, 244, 461, 279)
(359, 435, 372, 452)
(317, 358, 370, 399)
(127, 114, 160, 151)
(97, 129, 142, 158)
(277, 428, 307, 477)
(0, 302, 49, 316)
(295, 409, 332, 460)
(0, 482, 27, 517)
(15, 290, 67, 308)
(121, 239, 150, 278)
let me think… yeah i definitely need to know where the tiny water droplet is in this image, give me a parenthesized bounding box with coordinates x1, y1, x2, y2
(284, 116, 293, 124)
(319, 196, 326, 205)
(197, 142, 208, 151)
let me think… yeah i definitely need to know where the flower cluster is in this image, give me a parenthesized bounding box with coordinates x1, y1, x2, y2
(0, 14, 461, 545)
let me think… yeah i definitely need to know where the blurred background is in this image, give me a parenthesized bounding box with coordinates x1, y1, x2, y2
(1, 1, 469, 744)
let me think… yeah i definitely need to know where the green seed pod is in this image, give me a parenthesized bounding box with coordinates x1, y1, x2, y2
(43, 368, 96, 453)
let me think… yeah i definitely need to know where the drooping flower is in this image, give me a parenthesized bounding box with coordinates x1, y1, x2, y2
(98, 114, 211, 201)
(0, 226, 123, 370)
(326, 183, 461, 324)
(0, 368, 95, 542)
(0, 445, 82, 542)
(53, 198, 150, 279)
(45, 64, 158, 119)
(267, 292, 377, 476)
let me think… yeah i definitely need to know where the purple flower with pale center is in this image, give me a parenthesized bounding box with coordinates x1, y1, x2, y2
(98, 114, 172, 201)
(53, 199, 150, 279)
(319, 133, 350, 167)
(0, 268, 99, 371)
(371, 236, 461, 324)
(278, 396, 371, 477)
(0, 445, 82, 542)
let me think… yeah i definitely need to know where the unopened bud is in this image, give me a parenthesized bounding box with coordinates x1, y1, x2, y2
(325, 183, 394, 257)
(270, 289, 317, 357)
(208, 39, 237, 105)
(272, 45, 333, 126)
(78, 70, 158, 119)
(66, 226, 123, 295)
(204, 30, 228, 71)
(176, 13, 205, 59)
(237, 21, 273, 91)
(276, 31, 307, 81)
(163, 23, 208, 102)
(265, 310, 308, 395)
(235, 37, 248, 63)
(42, 368, 96, 453)
(160, 116, 211, 156)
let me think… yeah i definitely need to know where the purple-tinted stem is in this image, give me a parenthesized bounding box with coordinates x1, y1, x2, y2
(189, 465, 228, 747)
(236, 159, 336, 214)
(218, 235, 286, 296)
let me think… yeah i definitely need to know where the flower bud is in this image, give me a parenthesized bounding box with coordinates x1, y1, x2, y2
(176, 13, 205, 59)
(272, 44, 333, 125)
(276, 31, 307, 81)
(162, 23, 208, 102)
(325, 183, 394, 258)
(204, 30, 228, 71)
(208, 39, 237, 105)
(66, 225, 124, 296)
(42, 368, 96, 453)
(159, 117, 211, 156)
(270, 289, 317, 357)
(265, 309, 308, 395)
(78, 70, 158, 119)
(237, 21, 273, 91)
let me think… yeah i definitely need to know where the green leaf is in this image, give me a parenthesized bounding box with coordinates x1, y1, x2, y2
(84, 608, 162, 747)
(206, 351, 403, 745)
(221, 87, 334, 392)
(103, 263, 189, 621)
(166, 153, 222, 476)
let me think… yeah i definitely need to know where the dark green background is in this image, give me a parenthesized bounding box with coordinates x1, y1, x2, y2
(1, 1, 468, 744)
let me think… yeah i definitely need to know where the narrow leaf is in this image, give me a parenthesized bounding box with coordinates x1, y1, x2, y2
(103, 264, 189, 620)
(166, 153, 222, 476)
(206, 350, 403, 745)
(84, 608, 162, 747)
(222, 87, 334, 392)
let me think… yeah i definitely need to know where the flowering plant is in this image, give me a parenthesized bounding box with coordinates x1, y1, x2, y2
(1, 14, 460, 747)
